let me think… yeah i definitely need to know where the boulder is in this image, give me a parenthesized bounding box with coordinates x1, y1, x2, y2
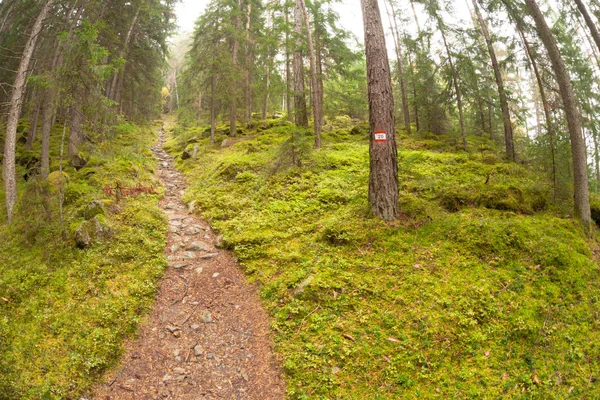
(74, 215, 113, 248)
(47, 171, 70, 188)
(70, 153, 88, 170)
(83, 200, 105, 220)
(221, 139, 233, 148)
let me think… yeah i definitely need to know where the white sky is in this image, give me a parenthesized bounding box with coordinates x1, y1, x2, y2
(174, 0, 472, 50)
(175, 0, 364, 40)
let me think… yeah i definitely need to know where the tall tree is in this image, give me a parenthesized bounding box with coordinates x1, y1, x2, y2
(3, 0, 54, 222)
(471, 0, 515, 160)
(361, 0, 399, 220)
(525, 0, 592, 229)
(299, 0, 322, 148)
(293, 0, 308, 127)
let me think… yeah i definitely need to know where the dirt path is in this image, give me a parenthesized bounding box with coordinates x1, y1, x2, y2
(93, 126, 285, 399)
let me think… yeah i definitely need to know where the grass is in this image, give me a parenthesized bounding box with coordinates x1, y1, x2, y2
(166, 116, 600, 399)
(0, 121, 167, 399)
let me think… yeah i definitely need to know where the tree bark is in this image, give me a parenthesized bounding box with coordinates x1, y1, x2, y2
(525, 0, 592, 229)
(26, 98, 42, 150)
(68, 103, 84, 158)
(361, 0, 399, 220)
(385, 0, 411, 134)
(210, 75, 216, 145)
(230, 0, 242, 136)
(293, 0, 308, 128)
(299, 0, 322, 148)
(472, 0, 515, 160)
(285, 7, 292, 121)
(244, 2, 252, 124)
(3, 0, 54, 222)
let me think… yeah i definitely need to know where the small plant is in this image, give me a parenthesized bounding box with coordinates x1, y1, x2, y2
(272, 129, 313, 171)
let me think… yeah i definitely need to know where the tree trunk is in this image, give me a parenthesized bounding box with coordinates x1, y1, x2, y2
(472, 0, 515, 160)
(293, 0, 308, 128)
(593, 131, 600, 192)
(519, 11, 559, 201)
(210, 75, 216, 145)
(198, 91, 202, 123)
(26, 99, 42, 150)
(68, 103, 84, 158)
(109, 6, 140, 102)
(361, 0, 399, 220)
(299, 0, 322, 148)
(385, 0, 411, 134)
(244, 2, 252, 124)
(230, 0, 242, 136)
(525, 0, 592, 229)
(574, 0, 600, 55)
(438, 19, 467, 151)
(285, 7, 293, 121)
(3, 0, 54, 222)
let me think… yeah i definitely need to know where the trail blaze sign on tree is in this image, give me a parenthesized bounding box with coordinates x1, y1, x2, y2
(374, 130, 387, 142)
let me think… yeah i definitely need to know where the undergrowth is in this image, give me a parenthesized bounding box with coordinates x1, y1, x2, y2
(0, 121, 167, 399)
(167, 115, 600, 399)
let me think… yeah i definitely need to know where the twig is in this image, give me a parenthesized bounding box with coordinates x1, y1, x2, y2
(180, 302, 202, 325)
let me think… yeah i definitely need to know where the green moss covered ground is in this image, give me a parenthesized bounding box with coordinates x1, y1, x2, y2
(167, 116, 600, 399)
(0, 122, 167, 398)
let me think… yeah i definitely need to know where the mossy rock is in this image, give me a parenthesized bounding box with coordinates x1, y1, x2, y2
(82, 200, 106, 220)
(47, 171, 70, 187)
(74, 214, 113, 248)
(350, 122, 369, 137)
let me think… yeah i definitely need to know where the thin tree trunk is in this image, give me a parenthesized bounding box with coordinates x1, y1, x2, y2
(574, 0, 600, 54)
(472, 0, 515, 160)
(3, 0, 54, 222)
(26, 99, 42, 150)
(68, 102, 84, 158)
(526, 0, 592, 229)
(518, 22, 557, 200)
(244, 2, 252, 124)
(361, 0, 399, 220)
(230, 0, 242, 136)
(593, 131, 600, 192)
(174, 68, 180, 109)
(437, 19, 467, 151)
(210, 75, 216, 145)
(299, 0, 322, 148)
(109, 6, 140, 101)
(285, 7, 292, 121)
(198, 91, 202, 123)
(315, 27, 325, 126)
(293, 0, 308, 128)
(385, 0, 411, 134)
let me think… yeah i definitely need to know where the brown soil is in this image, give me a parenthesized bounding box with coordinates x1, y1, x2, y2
(92, 127, 285, 399)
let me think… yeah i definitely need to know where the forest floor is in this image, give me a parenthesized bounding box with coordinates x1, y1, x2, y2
(93, 123, 284, 399)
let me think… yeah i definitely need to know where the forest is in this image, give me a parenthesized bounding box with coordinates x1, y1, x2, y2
(1, 0, 600, 398)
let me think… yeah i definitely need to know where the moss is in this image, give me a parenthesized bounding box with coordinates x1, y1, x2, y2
(170, 118, 600, 399)
(0, 121, 167, 398)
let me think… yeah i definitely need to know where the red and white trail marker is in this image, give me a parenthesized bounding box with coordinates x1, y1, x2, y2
(374, 130, 387, 142)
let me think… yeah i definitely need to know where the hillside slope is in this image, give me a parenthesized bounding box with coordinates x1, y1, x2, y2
(167, 116, 600, 399)
(0, 122, 167, 398)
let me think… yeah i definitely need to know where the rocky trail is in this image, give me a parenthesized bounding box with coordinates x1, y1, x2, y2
(93, 127, 285, 399)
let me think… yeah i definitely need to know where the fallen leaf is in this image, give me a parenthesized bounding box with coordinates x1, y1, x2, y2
(413, 264, 421, 269)
(383, 355, 391, 363)
(1, 297, 8, 302)
(485, 350, 490, 357)
(387, 337, 400, 343)
(333, 290, 338, 300)
(342, 333, 355, 341)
